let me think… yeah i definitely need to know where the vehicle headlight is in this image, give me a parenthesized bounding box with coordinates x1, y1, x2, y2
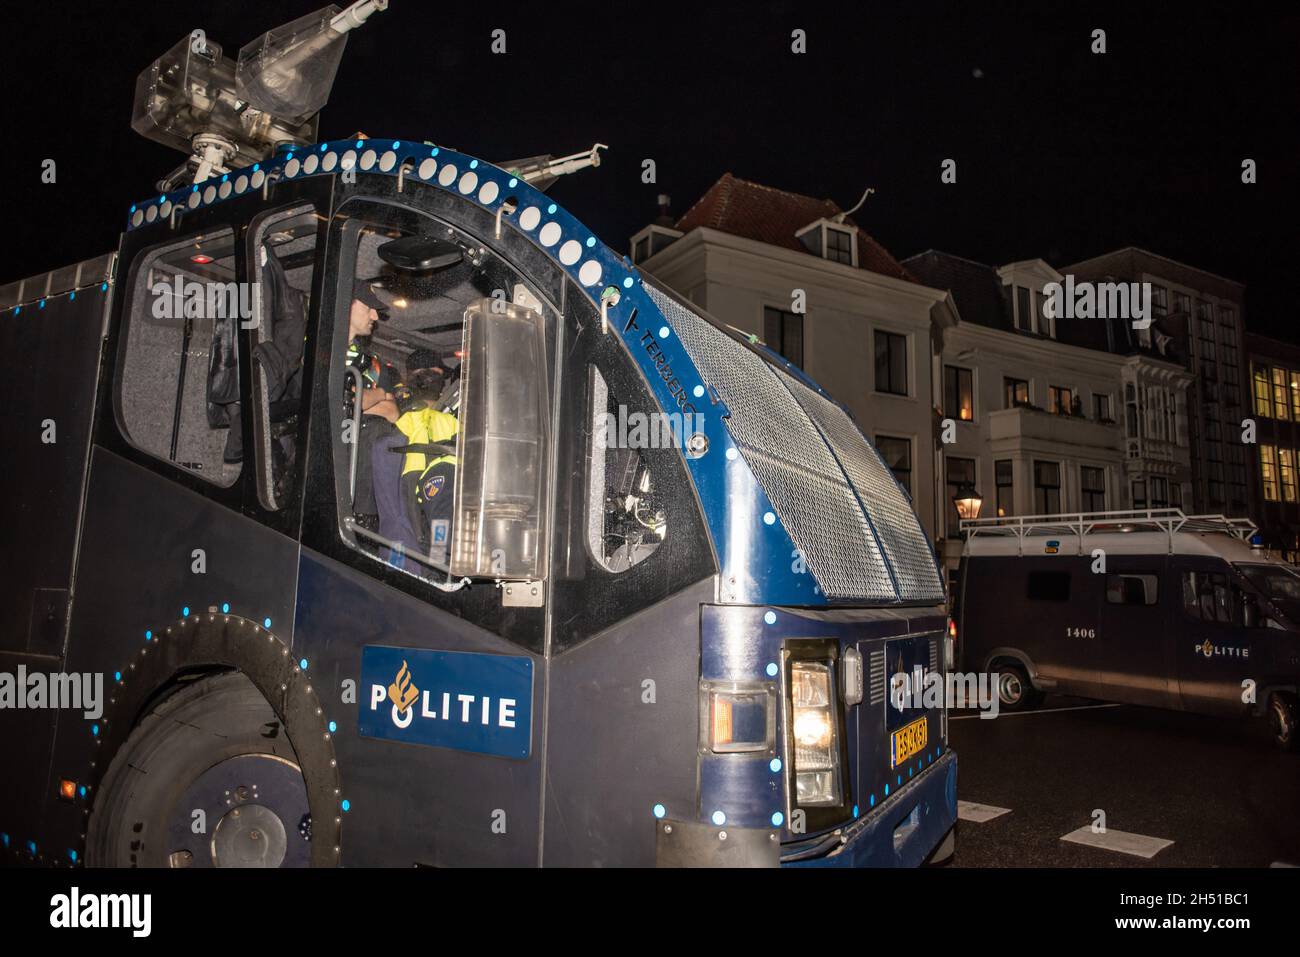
(790, 661, 842, 805)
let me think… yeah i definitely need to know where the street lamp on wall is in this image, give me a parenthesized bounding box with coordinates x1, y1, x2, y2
(953, 483, 984, 525)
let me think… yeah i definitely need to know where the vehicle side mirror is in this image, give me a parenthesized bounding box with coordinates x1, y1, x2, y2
(450, 298, 550, 581)
(377, 234, 464, 272)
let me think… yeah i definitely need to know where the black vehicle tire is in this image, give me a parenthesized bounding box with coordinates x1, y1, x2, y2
(992, 661, 1044, 713)
(1269, 692, 1298, 753)
(86, 672, 312, 868)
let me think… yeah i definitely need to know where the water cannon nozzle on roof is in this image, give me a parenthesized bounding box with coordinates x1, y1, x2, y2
(133, 1, 389, 186)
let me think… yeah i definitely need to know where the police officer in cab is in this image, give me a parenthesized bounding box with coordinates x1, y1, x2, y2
(344, 278, 401, 528)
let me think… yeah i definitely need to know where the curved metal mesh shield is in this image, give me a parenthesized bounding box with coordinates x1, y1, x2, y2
(644, 283, 943, 603)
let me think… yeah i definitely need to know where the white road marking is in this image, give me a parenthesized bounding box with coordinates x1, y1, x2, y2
(950, 703, 1123, 721)
(1060, 826, 1173, 859)
(958, 800, 1012, 823)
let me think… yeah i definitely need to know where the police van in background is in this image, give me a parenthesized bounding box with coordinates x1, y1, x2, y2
(954, 508, 1300, 750)
(0, 2, 956, 868)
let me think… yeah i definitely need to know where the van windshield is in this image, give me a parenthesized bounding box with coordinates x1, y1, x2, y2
(1237, 564, 1300, 622)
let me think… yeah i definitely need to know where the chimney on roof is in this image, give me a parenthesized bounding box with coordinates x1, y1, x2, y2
(655, 194, 673, 227)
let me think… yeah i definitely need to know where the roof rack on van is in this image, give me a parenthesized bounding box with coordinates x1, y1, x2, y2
(959, 508, 1257, 556)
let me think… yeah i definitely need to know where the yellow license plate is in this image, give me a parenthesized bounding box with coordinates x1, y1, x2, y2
(890, 716, 928, 769)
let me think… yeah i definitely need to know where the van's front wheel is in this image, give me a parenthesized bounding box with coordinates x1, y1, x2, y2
(994, 662, 1043, 713)
(1269, 692, 1298, 752)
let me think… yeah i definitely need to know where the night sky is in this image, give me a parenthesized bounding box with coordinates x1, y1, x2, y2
(3, 1, 1296, 337)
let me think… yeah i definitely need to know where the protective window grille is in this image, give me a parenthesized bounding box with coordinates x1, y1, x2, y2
(644, 284, 943, 602)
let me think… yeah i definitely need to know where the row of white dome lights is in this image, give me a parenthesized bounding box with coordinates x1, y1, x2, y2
(129, 141, 608, 289)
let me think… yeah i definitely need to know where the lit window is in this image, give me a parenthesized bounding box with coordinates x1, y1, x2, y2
(1254, 365, 1272, 418)
(1261, 446, 1279, 502)
(944, 366, 974, 421)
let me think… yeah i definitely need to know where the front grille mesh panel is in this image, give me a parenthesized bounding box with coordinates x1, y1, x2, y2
(779, 369, 945, 602)
(645, 285, 894, 599)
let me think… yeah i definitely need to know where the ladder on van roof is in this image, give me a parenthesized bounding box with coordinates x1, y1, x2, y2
(959, 507, 1257, 556)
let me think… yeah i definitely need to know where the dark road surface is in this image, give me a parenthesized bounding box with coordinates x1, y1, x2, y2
(948, 696, 1300, 867)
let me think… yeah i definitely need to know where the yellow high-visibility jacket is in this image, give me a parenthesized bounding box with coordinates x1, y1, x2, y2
(393, 407, 458, 480)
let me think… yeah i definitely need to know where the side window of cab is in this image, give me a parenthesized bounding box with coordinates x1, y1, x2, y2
(116, 227, 242, 486)
(326, 198, 554, 587)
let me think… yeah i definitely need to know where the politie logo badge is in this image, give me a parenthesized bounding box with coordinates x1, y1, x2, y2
(388, 660, 420, 712)
(360, 646, 533, 758)
(422, 474, 445, 501)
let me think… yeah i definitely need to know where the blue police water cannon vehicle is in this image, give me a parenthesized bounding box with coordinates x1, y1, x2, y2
(0, 1, 956, 867)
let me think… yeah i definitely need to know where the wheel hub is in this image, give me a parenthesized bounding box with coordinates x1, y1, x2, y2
(165, 753, 311, 868)
(212, 803, 289, 867)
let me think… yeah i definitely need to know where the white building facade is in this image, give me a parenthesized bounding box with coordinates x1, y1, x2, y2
(633, 179, 1194, 579)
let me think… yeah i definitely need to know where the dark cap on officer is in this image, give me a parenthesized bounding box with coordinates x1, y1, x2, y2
(353, 278, 390, 316)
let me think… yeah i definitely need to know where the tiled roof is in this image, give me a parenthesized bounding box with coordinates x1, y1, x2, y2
(901, 250, 1009, 331)
(674, 173, 916, 283)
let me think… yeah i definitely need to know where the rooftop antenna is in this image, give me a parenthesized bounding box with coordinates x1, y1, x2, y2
(134, 1, 389, 190)
(833, 186, 875, 223)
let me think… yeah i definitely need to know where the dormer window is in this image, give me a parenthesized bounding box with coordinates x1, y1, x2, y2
(628, 224, 683, 265)
(796, 219, 858, 267)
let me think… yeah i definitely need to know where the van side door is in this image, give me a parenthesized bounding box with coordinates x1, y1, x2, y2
(1092, 559, 1174, 708)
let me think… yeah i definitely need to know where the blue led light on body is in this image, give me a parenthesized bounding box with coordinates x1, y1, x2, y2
(771, 812, 784, 827)
(765, 662, 778, 677)
(652, 803, 666, 819)
(263, 617, 272, 628)
(182, 606, 189, 617)
(763, 611, 776, 625)
(711, 810, 726, 826)
(222, 602, 229, 613)
(299, 658, 308, 670)
(341, 799, 351, 812)
(328, 721, 337, 733)
(769, 757, 782, 773)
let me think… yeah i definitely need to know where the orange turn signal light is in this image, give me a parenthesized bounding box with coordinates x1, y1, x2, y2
(58, 779, 77, 801)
